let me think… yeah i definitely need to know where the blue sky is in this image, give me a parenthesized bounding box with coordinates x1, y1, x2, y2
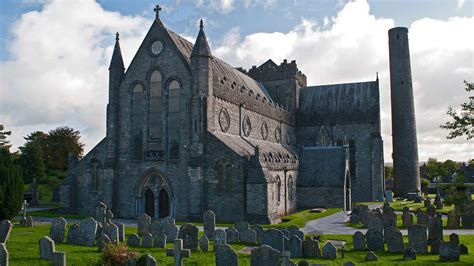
(0, 0, 473, 162)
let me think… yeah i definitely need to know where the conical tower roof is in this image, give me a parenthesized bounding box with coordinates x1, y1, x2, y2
(191, 19, 211, 58)
(109, 32, 125, 69)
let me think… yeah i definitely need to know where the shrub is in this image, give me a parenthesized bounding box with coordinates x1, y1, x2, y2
(0, 148, 24, 220)
(101, 243, 139, 266)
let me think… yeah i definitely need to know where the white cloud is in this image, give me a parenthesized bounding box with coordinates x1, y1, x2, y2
(457, 0, 466, 9)
(213, 0, 474, 162)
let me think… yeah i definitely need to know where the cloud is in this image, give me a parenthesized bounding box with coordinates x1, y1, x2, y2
(213, 0, 474, 162)
(457, 0, 465, 8)
(0, 0, 150, 152)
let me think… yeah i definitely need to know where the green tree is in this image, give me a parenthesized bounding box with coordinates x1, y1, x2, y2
(0, 147, 24, 220)
(19, 141, 46, 184)
(384, 165, 393, 179)
(0, 124, 12, 150)
(441, 80, 473, 140)
(44, 126, 84, 172)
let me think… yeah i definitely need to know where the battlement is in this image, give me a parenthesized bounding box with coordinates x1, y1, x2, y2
(247, 59, 307, 87)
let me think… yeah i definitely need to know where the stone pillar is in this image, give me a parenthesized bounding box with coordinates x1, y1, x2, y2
(388, 27, 421, 197)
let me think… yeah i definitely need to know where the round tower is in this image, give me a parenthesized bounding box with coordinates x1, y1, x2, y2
(388, 27, 420, 197)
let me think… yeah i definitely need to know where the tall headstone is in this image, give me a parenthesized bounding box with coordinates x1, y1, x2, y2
(160, 217, 178, 243)
(225, 227, 238, 244)
(49, 217, 67, 243)
(214, 229, 227, 246)
(138, 214, 151, 236)
(154, 233, 167, 248)
(366, 229, 384, 251)
(428, 213, 443, 244)
(0, 220, 13, 244)
(77, 217, 98, 246)
(251, 224, 265, 244)
(104, 223, 119, 243)
(322, 242, 337, 259)
(66, 223, 80, 245)
(0, 243, 8, 266)
(240, 229, 257, 244)
(384, 227, 405, 253)
(178, 224, 199, 251)
(262, 229, 284, 252)
(114, 222, 125, 242)
(203, 210, 216, 240)
(302, 237, 321, 258)
(352, 231, 366, 251)
(389, 26, 420, 197)
(95, 202, 107, 225)
(39, 236, 56, 260)
(199, 235, 209, 252)
(250, 244, 281, 266)
(215, 244, 238, 266)
(408, 224, 428, 254)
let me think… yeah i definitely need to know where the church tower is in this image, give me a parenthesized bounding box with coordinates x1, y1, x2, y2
(388, 27, 421, 197)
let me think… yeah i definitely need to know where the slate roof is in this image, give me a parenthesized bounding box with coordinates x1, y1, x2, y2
(297, 146, 348, 187)
(298, 81, 379, 126)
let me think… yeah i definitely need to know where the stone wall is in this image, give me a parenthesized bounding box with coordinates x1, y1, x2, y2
(297, 187, 346, 209)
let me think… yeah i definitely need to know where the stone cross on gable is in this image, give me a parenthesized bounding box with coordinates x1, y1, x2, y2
(154, 4, 162, 19)
(166, 239, 190, 266)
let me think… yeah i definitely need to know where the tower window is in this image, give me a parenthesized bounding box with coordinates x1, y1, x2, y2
(132, 83, 144, 160)
(149, 71, 162, 141)
(168, 80, 180, 159)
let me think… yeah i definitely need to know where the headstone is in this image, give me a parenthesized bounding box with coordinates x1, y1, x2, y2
(385, 190, 393, 202)
(250, 244, 281, 266)
(154, 233, 167, 248)
(96, 223, 103, 241)
(225, 227, 239, 243)
(51, 251, 66, 266)
(404, 247, 416, 260)
(460, 243, 468, 254)
(449, 233, 459, 245)
(250, 224, 265, 244)
(240, 229, 257, 244)
(97, 234, 111, 252)
(427, 205, 437, 217)
(430, 239, 442, 254)
(288, 235, 302, 258)
(439, 242, 460, 262)
(428, 213, 443, 244)
(25, 216, 34, 227)
(365, 251, 378, 261)
(77, 217, 98, 246)
(105, 209, 113, 225)
(288, 229, 304, 242)
(214, 229, 227, 246)
(203, 210, 216, 240)
(365, 229, 384, 251)
(282, 250, 296, 266)
(0, 220, 12, 244)
(302, 237, 321, 258)
(367, 216, 384, 232)
(161, 217, 178, 243)
(349, 213, 359, 224)
(166, 239, 191, 266)
(215, 244, 238, 266)
(384, 227, 404, 253)
(416, 212, 429, 226)
(141, 233, 154, 248)
(104, 223, 119, 243)
(235, 221, 249, 232)
(66, 223, 80, 245)
(0, 243, 8, 266)
(262, 228, 284, 252)
(138, 214, 151, 235)
(284, 236, 289, 251)
(434, 193, 443, 209)
(402, 212, 414, 227)
(408, 224, 428, 254)
(143, 254, 157, 266)
(178, 224, 199, 251)
(461, 214, 474, 228)
(127, 234, 141, 247)
(447, 211, 460, 228)
(322, 242, 337, 259)
(114, 222, 125, 242)
(352, 231, 366, 251)
(199, 235, 209, 251)
(280, 228, 290, 239)
(49, 217, 67, 243)
(39, 236, 55, 260)
(95, 202, 107, 225)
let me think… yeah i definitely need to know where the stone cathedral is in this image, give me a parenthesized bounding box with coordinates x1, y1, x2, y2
(60, 9, 384, 224)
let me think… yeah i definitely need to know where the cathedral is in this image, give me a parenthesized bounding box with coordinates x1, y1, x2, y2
(60, 8, 384, 224)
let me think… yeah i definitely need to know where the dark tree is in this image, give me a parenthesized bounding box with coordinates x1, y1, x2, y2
(441, 80, 473, 140)
(44, 127, 84, 172)
(0, 148, 24, 220)
(0, 124, 12, 150)
(19, 141, 46, 184)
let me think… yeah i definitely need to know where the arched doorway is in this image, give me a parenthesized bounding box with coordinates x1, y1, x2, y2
(159, 189, 170, 218)
(145, 189, 155, 217)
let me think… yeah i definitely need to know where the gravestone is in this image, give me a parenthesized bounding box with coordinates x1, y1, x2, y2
(262, 228, 284, 252)
(95, 202, 107, 225)
(367, 216, 384, 232)
(461, 214, 474, 228)
(215, 244, 238, 266)
(0, 220, 12, 244)
(39, 236, 55, 260)
(225, 227, 238, 244)
(352, 231, 366, 251)
(105, 209, 113, 225)
(322, 242, 337, 259)
(154, 233, 167, 248)
(104, 223, 119, 243)
(166, 239, 191, 266)
(250, 244, 281, 266)
(439, 242, 460, 262)
(280, 228, 290, 239)
(428, 214, 443, 244)
(408, 224, 428, 254)
(203, 210, 216, 240)
(240, 229, 257, 244)
(199, 235, 209, 252)
(449, 233, 459, 245)
(127, 234, 141, 247)
(138, 214, 151, 236)
(235, 221, 249, 232)
(427, 205, 436, 218)
(141, 233, 154, 248)
(434, 193, 443, 209)
(402, 212, 414, 227)
(114, 222, 125, 242)
(404, 247, 416, 260)
(250, 224, 265, 244)
(96, 223, 103, 242)
(178, 224, 199, 251)
(66, 223, 80, 245)
(77, 217, 98, 246)
(160, 217, 178, 243)
(416, 212, 429, 226)
(0, 243, 8, 266)
(25, 216, 34, 227)
(49, 217, 67, 243)
(282, 250, 295, 266)
(143, 254, 157, 266)
(214, 229, 227, 246)
(349, 214, 359, 224)
(460, 243, 468, 254)
(385, 190, 393, 202)
(302, 237, 321, 258)
(447, 211, 460, 228)
(288, 229, 304, 242)
(365, 229, 384, 251)
(365, 251, 378, 261)
(52, 251, 66, 266)
(97, 234, 111, 252)
(430, 239, 441, 254)
(284, 236, 290, 251)
(150, 219, 161, 237)
(289, 235, 302, 258)
(384, 227, 404, 253)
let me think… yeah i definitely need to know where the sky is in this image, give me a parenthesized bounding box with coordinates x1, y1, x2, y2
(0, 0, 473, 163)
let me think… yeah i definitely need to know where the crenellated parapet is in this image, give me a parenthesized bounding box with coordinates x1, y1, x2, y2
(248, 59, 307, 87)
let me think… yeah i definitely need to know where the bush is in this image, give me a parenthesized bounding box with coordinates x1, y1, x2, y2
(420, 178, 430, 194)
(0, 148, 24, 220)
(101, 243, 139, 266)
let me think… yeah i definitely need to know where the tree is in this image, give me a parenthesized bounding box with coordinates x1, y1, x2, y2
(19, 141, 46, 184)
(441, 80, 473, 140)
(384, 165, 393, 179)
(0, 124, 12, 150)
(0, 147, 24, 220)
(44, 126, 84, 172)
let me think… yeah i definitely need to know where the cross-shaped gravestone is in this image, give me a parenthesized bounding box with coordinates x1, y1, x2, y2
(23, 200, 29, 219)
(154, 5, 162, 19)
(166, 239, 190, 266)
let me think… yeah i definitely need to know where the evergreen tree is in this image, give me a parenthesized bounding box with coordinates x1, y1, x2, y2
(0, 148, 24, 220)
(19, 141, 46, 184)
(0, 124, 12, 150)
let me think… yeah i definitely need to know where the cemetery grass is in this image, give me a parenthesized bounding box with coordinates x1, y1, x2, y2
(345, 214, 448, 229)
(266, 208, 342, 228)
(10, 224, 474, 265)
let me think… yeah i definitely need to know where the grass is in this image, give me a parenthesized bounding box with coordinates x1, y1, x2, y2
(7, 224, 474, 265)
(345, 215, 449, 230)
(266, 208, 342, 228)
(27, 208, 88, 220)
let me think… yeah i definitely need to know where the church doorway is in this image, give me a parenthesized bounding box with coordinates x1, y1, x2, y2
(159, 189, 170, 218)
(145, 189, 155, 217)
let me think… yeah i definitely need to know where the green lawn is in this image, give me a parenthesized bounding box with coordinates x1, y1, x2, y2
(266, 208, 342, 229)
(6, 224, 474, 265)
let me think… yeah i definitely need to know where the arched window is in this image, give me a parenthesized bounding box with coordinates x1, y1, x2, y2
(168, 80, 180, 159)
(276, 176, 281, 203)
(216, 161, 233, 193)
(224, 164, 233, 192)
(132, 84, 144, 160)
(288, 175, 293, 201)
(90, 160, 102, 192)
(149, 71, 162, 141)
